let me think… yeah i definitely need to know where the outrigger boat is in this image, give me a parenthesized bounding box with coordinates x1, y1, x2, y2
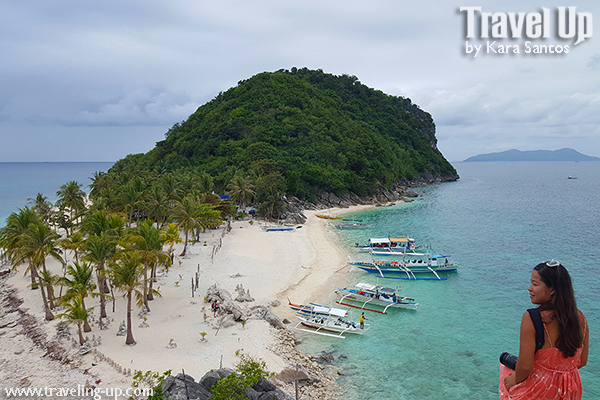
(293, 303, 368, 339)
(262, 226, 295, 231)
(334, 222, 372, 229)
(350, 254, 457, 280)
(288, 299, 348, 317)
(356, 237, 419, 254)
(335, 282, 418, 313)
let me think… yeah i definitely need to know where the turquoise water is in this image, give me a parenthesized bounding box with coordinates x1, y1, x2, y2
(298, 162, 600, 399)
(0, 162, 114, 226)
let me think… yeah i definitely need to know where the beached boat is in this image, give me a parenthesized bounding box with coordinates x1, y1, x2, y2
(350, 254, 457, 280)
(262, 226, 295, 231)
(293, 304, 368, 338)
(288, 299, 348, 317)
(335, 282, 418, 313)
(315, 214, 343, 220)
(355, 237, 418, 254)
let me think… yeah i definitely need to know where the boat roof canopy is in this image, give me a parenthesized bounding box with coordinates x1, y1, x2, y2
(313, 305, 347, 317)
(355, 282, 397, 294)
(369, 237, 413, 244)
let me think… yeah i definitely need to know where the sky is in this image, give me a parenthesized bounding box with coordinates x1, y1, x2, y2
(1, 0, 599, 163)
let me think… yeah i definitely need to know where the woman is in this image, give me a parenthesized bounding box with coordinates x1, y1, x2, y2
(500, 260, 589, 399)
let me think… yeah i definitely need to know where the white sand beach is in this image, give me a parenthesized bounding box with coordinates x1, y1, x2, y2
(0, 205, 378, 399)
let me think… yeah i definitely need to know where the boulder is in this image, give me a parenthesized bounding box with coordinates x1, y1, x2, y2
(206, 284, 247, 321)
(162, 373, 211, 400)
(199, 368, 234, 391)
(248, 305, 285, 329)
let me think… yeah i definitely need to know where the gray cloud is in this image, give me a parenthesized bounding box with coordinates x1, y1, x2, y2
(0, 0, 599, 162)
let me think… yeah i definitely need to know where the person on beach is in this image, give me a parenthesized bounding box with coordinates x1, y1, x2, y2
(360, 312, 366, 329)
(211, 301, 220, 317)
(499, 260, 589, 399)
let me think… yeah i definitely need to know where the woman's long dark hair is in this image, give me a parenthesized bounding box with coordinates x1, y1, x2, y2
(534, 262, 582, 357)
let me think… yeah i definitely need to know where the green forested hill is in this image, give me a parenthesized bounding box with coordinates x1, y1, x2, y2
(113, 68, 457, 200)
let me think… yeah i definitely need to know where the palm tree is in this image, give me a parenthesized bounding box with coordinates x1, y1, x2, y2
(55, 181, 87, 222)
(84, 233, 117, 319)
(171, 195, 202, 256)
(144, 186, 171, 228)
(160, 223, 182, 267)
(57, 261, 101, 333)
(197, 172, 214, 194)
(17, 221, 64, 321)
(81, 210, 125, 238)
(56, 295, 90, 346)
(28, 193, 54, 223)
(107, 251, 146, 345)
(121, 220, 168, 309)
(60, 231, 85, 264)
(0, 207, 40, 284)
(228, 175, 255, 209)
(118, 181, 145, 226)
(160, 174, 182, 202)
(38, 269, 59, 310)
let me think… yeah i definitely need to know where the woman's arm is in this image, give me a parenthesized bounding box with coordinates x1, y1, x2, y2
(579, 312, 589, 368)
(504, 312, 537, 390)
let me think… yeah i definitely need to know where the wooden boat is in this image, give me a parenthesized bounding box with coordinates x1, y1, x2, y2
(350, 254, 457, 280)
(356, 237, 419, 255)
(262, 226, 294, 231)
(292, 303, 368, 338)
(334, 222, 372, 229)
(315, 214, 343, 220)
(288, 299, 348, 317)
(335, 282, 418, 313)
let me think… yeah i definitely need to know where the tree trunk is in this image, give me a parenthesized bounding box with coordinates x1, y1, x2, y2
(30, 263, 39, 290)
(81, 297, 92, 333)
(179, 231, 188, 256)
(143, 262, 151, 310)
(148, 262, 157, 301)
(125, 291, 135, 345)
(77, 323, 85, 346)
(37, 274, 54, 321)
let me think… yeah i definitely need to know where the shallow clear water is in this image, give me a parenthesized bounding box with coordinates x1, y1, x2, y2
(298, 162, 600, 399)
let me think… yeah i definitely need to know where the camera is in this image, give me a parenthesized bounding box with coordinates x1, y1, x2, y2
(499, 352, 518, 370)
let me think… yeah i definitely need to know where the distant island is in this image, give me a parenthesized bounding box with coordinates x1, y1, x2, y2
(463, 148, 600, 162)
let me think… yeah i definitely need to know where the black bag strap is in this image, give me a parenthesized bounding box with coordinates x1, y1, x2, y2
(527, 308, 545, 351)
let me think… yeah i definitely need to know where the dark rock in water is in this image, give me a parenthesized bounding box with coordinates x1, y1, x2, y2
(338, 354, 348, 360)
(316, 354, 335, 364)
(405, 191, 419, 198)
(162, 373, 211, 400)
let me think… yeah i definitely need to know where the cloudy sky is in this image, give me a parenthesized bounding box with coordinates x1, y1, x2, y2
(1, 0, 599, 163)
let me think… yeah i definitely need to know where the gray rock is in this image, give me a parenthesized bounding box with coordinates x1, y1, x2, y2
(248, 305, 285, 329)
(162, 373, 211, 400)
(316, 354, 334, 364)
(199, 368, 234, 391)
(278, 365, 319, 384)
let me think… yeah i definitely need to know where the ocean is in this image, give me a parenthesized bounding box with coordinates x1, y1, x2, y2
(0, 162, 114, 226)
(297, 161, 600, 399)
(0, 161, 597, 399)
